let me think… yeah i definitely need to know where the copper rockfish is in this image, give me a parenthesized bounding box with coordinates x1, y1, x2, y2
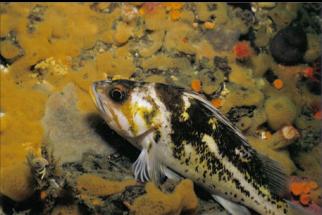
(91, 79, 308, 215)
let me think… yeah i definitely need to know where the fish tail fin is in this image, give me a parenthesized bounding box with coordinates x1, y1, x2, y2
(285, 200, 314, 215)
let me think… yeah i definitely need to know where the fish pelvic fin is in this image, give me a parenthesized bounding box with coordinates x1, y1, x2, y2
(212, 195, 251, 215)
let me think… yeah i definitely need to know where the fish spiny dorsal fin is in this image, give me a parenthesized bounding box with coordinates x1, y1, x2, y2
(183, 91, 250, 145)
(184, 91, 289, 197)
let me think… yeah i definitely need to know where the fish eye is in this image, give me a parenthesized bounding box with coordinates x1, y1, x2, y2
(109, 86, 126, 103)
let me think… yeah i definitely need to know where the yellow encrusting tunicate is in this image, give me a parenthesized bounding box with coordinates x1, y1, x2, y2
(127, 179, 198, 215)
(76, 174, 137, 196)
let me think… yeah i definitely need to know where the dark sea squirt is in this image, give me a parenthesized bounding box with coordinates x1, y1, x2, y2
(270, 26, 308, 66)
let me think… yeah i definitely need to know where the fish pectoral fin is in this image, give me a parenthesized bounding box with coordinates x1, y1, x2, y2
(132, 149, 150, 182)
(212, 195, 251, 215)
(132, 138, 165, 185)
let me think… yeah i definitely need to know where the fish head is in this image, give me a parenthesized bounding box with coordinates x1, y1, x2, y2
(91, 79, 162, 146)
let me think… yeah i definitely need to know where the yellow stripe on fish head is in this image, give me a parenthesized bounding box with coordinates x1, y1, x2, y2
(124, 89, 160, 137)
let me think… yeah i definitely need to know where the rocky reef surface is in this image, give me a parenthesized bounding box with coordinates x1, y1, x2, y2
(0, 3, 321, 214)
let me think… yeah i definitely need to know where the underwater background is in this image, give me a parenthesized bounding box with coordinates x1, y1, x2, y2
(0, 2, 321, 215)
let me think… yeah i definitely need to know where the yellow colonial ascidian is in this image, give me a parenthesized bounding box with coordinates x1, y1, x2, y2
(76, 174, 137, 196)
(127, 179, 198, 215)
(0, 112, 8, 133)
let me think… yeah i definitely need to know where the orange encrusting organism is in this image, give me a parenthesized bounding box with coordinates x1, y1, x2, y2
(191, 80, 202, 93)
(304, 67, 314, 78)
(314, 110, 322, 120)
(233, 41, 254, 60)
(304, 67, 319, 82)
(204, 21, 215, 29)
(163, 3, 184, 10)
(273, 79, 284, 90)
(170, 10, 181, 21)
(211, 98, 222, 108)
(191, 79, 202, 93)
(290, 179, 319, 206)
(164, 3, 184, 21)
(290, 182, 305, 196)
(139, 3, 161, 15)
(40, 191, 47, 200)
(307, 181, 318, 190)
(300, 194, 311, 206)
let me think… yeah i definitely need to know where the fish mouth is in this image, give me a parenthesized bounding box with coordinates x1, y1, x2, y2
(91, 80, 112, 113)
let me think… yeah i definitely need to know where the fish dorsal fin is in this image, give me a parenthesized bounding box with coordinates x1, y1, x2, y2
(183, 92, 249, 144)
(132, 132, 165, 185)
(184, 91, 289, 197)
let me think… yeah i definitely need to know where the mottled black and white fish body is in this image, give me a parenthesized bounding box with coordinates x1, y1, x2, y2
(91, 79, 310, 215)
(154, 84, 289, 214)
